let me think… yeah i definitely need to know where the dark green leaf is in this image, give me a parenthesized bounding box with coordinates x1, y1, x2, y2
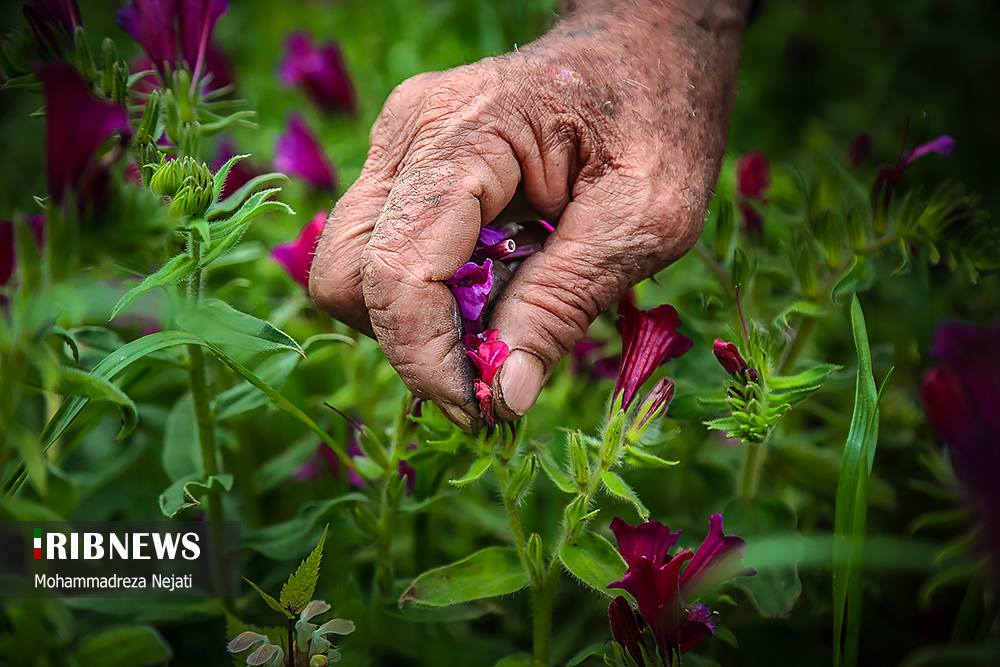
(559, 530, 627, 598)
(162, 393, 200, 482)
(158, 474, 233, 518)
(55, 367, 137, 441)
(399, 547, 529, 607)
(71, 625, 172, 667)
(177, 298, 304, 355)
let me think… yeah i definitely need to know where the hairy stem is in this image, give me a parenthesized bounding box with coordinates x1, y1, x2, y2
(739, 440, 765, 501)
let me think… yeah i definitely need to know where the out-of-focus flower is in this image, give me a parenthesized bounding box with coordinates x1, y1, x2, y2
(613, 301, 692, 412)
(40, 62, 132, 212)
(345, 431, 416, 494)
(466, 329, 509, 385)
(274, 114, 337, 190)
(737, 150, 769, 200)
(1, 215, 45, 293)
(713, 339, 747, 375)
(607, 515, 755, 660)
(278, 31, 355, 113)
(571, 338, 619, 379)
(874, 120, 956, 220)
(293, 442, 339, 482)
(23, 0, 81, 55)
(212, 137, 264, 198)
(922, 321, 1000, 553)
(847, 130, 873, 170)
(446, 259, 493, 322)
(116, 0, 229, 84)
(736, 150, 769, 242)
(272, 209, 327, 290)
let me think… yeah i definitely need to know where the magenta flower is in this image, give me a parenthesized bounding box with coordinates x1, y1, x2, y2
(713, 339, 747, 375)
(293, 441, 339, 482)
(272, 209, 327, 289)
(613, 301, 692, 412)
(116, 0, 229, 83)
(466, 329, 509, 385)
(874, 120, 956, 220)
(40, 62, 132, 212)
(607, 515, 755, 660)
(274, 114, 337, 191)
(23, 0, 81, 55)
(475, 379, 496, 426)
(446, 259, 493, 322)
(922, 321, 1000, 554)
(278, 31, 355, 113)
(608, 595, 650, 666)
(212, 138, 264, 199)
(737, 150, 770, 200)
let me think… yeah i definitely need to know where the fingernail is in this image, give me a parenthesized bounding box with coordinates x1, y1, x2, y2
(497, 350, 544, 417)
(438, 400, 477, 433)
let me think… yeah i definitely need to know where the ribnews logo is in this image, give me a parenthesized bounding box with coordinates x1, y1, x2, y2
(0, 521, 240, 598)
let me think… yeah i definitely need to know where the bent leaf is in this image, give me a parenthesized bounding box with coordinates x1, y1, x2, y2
(178, 298, 304, 355)
(55, 367, 137, 441)
(399, 547, 529, 607)
(449, 457, 491, 487)
(158, 474, 233, 518)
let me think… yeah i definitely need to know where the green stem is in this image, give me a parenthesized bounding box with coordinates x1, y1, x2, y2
(374, 475, 395, 601)
(532, 560, 562, 666)
(739, 440, 765, 501)
(694, 243, 736, 300)
(493, 461, 528, 565)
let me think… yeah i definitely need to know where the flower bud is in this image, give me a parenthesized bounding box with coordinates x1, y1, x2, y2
(600, 409, 626, 464)
(358, 425, 390, 470)
(846, 208, 866, 254)
(815, 210, 844, 268)
(101, 38, 117, 96)
(150, 157, 181, 197)
(609, 596, 647, 667)
(562, 496, 599, 541)
(713, 199, 735, 260)
(137, 91, 161, 145)
(73, 26, 94, 82)
(568, 431, 590, 489)
(624, 378, 675, 445)
(179, 121, 201, 160)
(507, 454, 537, 505)
(525, 533, 545, 586)
(350, 506, 381, 537)
(793, 244, 819, 299)
(714, 339, 747, 374)
(731, 247, 751, 291)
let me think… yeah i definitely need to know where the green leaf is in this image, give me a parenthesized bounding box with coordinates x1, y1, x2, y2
(832, 296, 889, 667)
(245, 577, 293, 619)
(280, 525, 328, 615)
(534, 441, 577, 494)
(110, 253, 197, 319)
(601, 471, 649, 521)
(54, 367, 137, 441)
(449, 457, 492, 487)
(621, 446, 678, 469)
(202, 188, 294, 267)
(177, 298, 304, 355)
(213, 353, 300, 421)
(162, 393, 200, 481)
(492, 654, 534, 667)
(158, 474, 233, 518)
(830, 256, 877, 306)
(211, 154, 250, 204)
(48, 325, 80, 365)
(242, 495, 366, 561)
(71, 625, 172, 667)
(768, 364, 842, 391)
(209, 172, 289, 221)
(8, 422, 47, 497)
(772, 300, 827, 330)
(399, 547, 529, 607)
(559, 530, 627, 598)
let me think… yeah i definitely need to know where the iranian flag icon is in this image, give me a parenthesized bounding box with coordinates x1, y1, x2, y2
(34, 528, 41, 559)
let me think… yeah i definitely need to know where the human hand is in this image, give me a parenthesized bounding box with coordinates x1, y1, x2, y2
(309, 0, 751, 431)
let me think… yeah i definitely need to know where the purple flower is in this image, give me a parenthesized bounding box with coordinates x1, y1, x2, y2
(345, 430, 416, 493)
(608, 595, 651, 666)
(293, 442, 339, 482)
(40, 62, 132, 211)
(922, 321, 1000, 554)
(271, 209, 327, 290)
(737, 150, 769, 201)
(274, 114, 337, 191)
(874, 120, 957, 220)
(278, 31, 355, 113)
(446, 259, 493, 322)
(607, 515, 755, 660)
(23, 0, 81, 55)
(613, 301, 693, 412)
(116, 0, 229, 84)
(475, 379, 496, 426)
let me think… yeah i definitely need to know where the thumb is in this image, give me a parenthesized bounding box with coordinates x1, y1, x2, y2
(490, 172, 699, 419)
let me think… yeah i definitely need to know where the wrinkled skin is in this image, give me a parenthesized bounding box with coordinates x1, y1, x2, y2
(310, 0, 750, 430)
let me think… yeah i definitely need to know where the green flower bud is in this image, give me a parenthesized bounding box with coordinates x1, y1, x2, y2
(600, 409, 625, 465)
(714, 199, 736, 261)
(137, 91, 161, 145)
(350, 506, 381, 537)
(358, 425, 390, 470)
(562, 496, 599, 542)
(525, 533, 545, 586)
(731, 247, 751, 291)
(150, 157, 181, 197)
(101, 38, 117, 96)
(567, 432, 590, 490)
(178, 121, 201, 160)
(73, 26, 95, 82)
(846, 209, 866, 253)
(792, 235, 819, 299)
(168, 184, 194, 216)
(506, 454, 537, 505)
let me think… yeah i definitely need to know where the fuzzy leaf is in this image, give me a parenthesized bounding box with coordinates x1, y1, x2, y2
(620, 446, 678, 468)
(559, 530, 628, 599)
(202, 188, 293, 267)
(110, 254, 196, 319)
(601, 471, 649, 521)
(279, 525, 328, 615)
(399, 547, 529, 607)
(54, 367, 138, 441)
(449, 457, 492, 487)
(534, 441, 577, 494)
(212, 154, 250, 203)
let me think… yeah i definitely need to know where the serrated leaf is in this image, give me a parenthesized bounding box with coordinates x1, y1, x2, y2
(158, 474, 233, 518)
(279, 525, 328, 615)
(177, 298, 304, 355)
(399, 547, 529, 607)
(110, 254, 196, 319)
(244, 577, 293, 619)
(601, 471, 649, 521)
(449, 457, 491, 487)
(559, 530, 627, 599)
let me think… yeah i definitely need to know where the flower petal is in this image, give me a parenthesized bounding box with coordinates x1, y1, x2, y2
(737, 150, 770, 200)
(903, 135, 957, 169)
(608, 596, 648, 666)
(274, 114, 337, 190)
(713, 339, 747, 374)
(677, 603, 717, 654)
(609, 517, 681, 568)
(227, 630, 267, 653)
(613, 302, 693, 410)
(278, 32, 355, 113)
(467, 338, 510, 385)
(271, 209, 327, 289)
(315, 618, 356, 636)
(679, 514, 755, 602)
(446, 259, 493, 321)
(177, 0, 228, 69)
